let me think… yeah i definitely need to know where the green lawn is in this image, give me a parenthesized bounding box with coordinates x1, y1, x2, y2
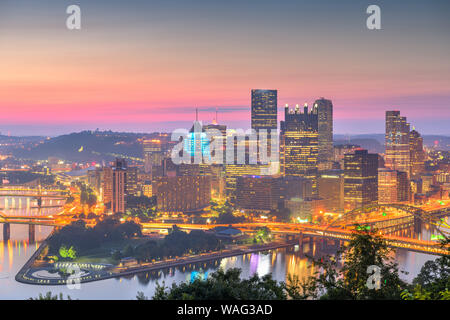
(71, 237, 152, 265)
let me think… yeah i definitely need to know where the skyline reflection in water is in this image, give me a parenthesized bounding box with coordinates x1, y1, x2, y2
(0, 196, 446, 299)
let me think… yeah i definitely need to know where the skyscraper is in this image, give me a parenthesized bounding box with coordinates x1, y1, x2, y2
(251, 89, 277, 163)
(378, 168, 410, 204)
(344, 149, 378, 211)
(314, 98, 333, 163)
(409, 129, 425, 178)
(102, 166, 113, 205)
(143, 139, 163, 173)
(126, 166, 139, 196)
(385, 111, 411, 177)
(152, 175, 211, 214)
(251, 89, 277, 132)
(112, 158, 127, 213)
(280, 104, 318, 192)
(224, 164, 265, 204)
(318, 169, 344, 213)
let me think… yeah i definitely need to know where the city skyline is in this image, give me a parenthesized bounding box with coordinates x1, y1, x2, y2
(1, 0, 450, 136)
(0, 0, 449, 305)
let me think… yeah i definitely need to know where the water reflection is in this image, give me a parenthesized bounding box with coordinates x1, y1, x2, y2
(0, 200, 446, 299)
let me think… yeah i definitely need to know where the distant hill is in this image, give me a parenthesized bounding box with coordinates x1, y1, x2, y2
(334, 139, 384, 154)
(334, 134, 450, 152)
(6, 130, 450, 162)
(12, 131, 149, 162)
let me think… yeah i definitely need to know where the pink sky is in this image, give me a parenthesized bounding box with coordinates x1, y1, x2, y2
(0, 1, 449, 135)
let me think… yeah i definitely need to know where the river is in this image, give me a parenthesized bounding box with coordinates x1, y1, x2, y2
(0, 196, 447, 300)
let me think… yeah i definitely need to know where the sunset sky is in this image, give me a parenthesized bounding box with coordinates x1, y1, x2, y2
(0, 0, 449, 136)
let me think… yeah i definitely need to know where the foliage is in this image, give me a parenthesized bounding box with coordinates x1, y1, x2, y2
(152, 268, 286, 300)
(402, 236, 450, 300)
(134, 226, 221, 262)
(2, 171, 55, 186)
(78, 182, 97, 207)
(286, 228, 408, 300)
(136, 291, 149, 300)
(66, 195, 75, 204)
(135, 230, 449, 300)
(29, 292, 72, 300)
(125, 195, 156, 209)
(125, 207, 156, 223)
(47, 218, 142, 258)
(253, 227, 272, 244)
(211, 200, 245, 224)
(58, 245, 77, 260)
(270, 207, 291, 222)
(401, 286, 450, 300)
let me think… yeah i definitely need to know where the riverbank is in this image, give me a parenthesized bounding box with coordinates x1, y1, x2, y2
(15, 240, 297, 286)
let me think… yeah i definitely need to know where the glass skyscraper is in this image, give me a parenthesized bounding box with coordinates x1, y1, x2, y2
(314, 98, 333, 163)
(251, 89, 278, 131)
(344, 149, 378, 211)
(385, 111, 411, 178)
(280, 104, 319, 193)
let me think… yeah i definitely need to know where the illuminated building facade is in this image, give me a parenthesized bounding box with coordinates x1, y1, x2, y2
(153, 175, 211, 214)
(236, 175, 278, 213)
(286, 197, 325, 222)
(409, 129, 425, 178)
(87, 167, 103, 196)
(344, 149, 378, 211)
(251, 89, 277, 132)
(251, 89, 277, 162)
(314, 98, 333, 164)
(385, 111, 411, 177)
(224, 164, 266, 203)
(143, 139, 163, 174)
(318, 170, 344, 213)
(102, 166, 113, 206)
(125, 166, 139, 196)
(334, 144, 361, 169)
(112, 159, 127, 213)
(378, 168, 409, 204)
(177, 163, 226, 200)
(378, 168, 398, 204)
(280, 104, 318, 192)
(235, 175, 312, 214)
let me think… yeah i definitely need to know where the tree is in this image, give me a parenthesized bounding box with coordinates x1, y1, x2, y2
(87, 193, 97, 207)
(287, 228, 407, 300)
(125, 195, 156, 209)
(58, 245, 77, 260)
(254, 227, 271, 243)
(402, 236, 450, 300)
(216, 211, 244, 224)
(116, 221, 142, 238)
(136, 292, 148, 300)
(29, 292, 72, 300)
(270, 207, 291, 222)
(66, 195, 75, 204)
(152, 268, 286, 300)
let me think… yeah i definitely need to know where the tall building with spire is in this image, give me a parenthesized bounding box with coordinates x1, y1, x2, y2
(385, 111, 411, 177)
(314, 98, 333, 163)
